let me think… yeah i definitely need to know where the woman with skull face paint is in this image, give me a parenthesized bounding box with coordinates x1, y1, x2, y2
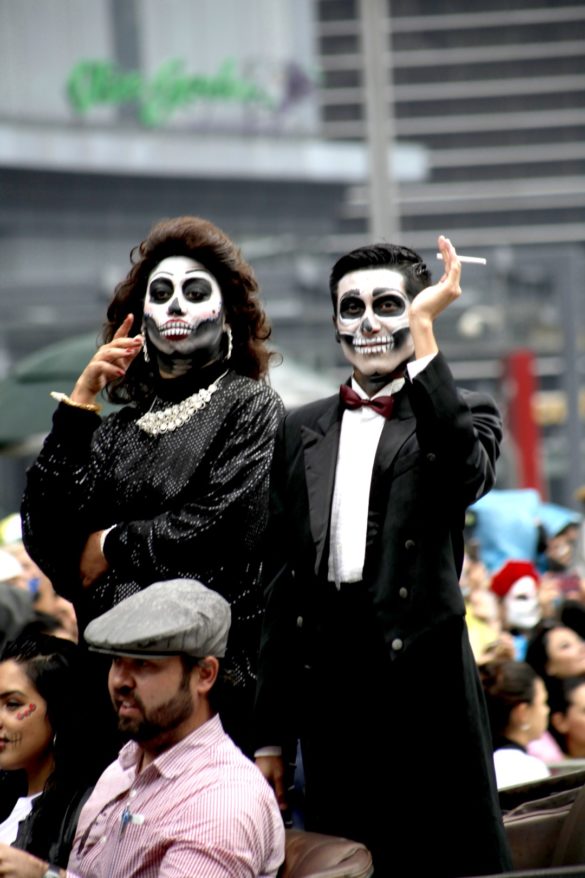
(21, 216, 283, 754)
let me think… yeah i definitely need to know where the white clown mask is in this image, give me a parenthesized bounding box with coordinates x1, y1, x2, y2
(143, 255, 225, 366)
(335, 267, 415, 379)
(503, 576, 541, 632)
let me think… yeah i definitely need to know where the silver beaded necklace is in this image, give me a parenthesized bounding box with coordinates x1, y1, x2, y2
(136, 370, 228, 436)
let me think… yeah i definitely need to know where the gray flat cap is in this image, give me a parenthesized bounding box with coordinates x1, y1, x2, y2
(84, 579, 231, 658)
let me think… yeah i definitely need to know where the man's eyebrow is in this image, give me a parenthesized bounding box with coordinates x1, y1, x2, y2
(372, 287, 405, 297)
(339, 287, 404, 298)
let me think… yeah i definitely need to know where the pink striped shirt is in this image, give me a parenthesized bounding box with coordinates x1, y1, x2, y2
(67, 715, 284, 878)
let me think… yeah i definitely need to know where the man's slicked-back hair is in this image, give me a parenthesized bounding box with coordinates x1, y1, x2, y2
(329, 243, 431, 311)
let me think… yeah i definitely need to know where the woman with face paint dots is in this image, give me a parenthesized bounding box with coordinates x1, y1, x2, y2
(0, 634, 98, 869)
(21, 216, 283, 755)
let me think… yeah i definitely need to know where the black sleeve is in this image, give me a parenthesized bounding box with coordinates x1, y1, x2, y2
(21, 403, 107, 598)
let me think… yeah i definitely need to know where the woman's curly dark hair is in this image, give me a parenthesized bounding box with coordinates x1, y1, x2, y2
(102, 216, 274, 403)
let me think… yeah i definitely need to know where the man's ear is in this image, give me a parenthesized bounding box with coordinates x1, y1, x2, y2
(195, 657, 219, 694)
(332, 315, 340, 343)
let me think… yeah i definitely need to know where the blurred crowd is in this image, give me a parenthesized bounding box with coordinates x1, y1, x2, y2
(0, 513, 78, 648)
(4, 482, 585, 805)
(462, 489, 585, 789)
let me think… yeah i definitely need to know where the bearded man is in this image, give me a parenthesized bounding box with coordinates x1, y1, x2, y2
(254, 236, 512, 877)
(0, 579, 285, 878)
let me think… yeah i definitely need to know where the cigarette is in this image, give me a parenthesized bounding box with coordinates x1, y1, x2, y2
(436, 253, 487, 265)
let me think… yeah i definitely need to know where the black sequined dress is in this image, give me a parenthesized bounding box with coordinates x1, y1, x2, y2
(22, 368, 283, 700)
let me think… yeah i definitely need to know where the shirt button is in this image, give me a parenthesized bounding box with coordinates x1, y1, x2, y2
(129, 790, 137, 799)
(426, 452, 436, 463)
(296, 616, 303, 629)
(101, 836, 107, 844)
(399, 588, 408, 599)
(404, 539, 416, 550)
(391, 638, 403, 651)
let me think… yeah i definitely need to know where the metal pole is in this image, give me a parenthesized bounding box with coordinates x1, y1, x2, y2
(359, 0, 401, 241)
(560, 247, 585, 509)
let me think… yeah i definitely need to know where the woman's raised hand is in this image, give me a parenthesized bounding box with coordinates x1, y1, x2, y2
(70, 314, 143, 406)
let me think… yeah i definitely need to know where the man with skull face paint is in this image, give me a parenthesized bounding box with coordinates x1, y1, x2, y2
(22, 216, 283, 756)
(254, 236, 511, 876)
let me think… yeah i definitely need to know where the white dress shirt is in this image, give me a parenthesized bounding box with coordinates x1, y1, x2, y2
(327, 355, 434, 586)
(0, 794, 39, 845)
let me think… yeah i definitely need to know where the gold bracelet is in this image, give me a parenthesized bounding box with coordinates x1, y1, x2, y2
(50, 391, 102, 414)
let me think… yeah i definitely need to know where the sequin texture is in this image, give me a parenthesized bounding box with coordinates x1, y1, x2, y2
(21, 371, 284, 690)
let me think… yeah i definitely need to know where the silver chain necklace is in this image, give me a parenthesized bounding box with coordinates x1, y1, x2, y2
(136, 370, 228, 436)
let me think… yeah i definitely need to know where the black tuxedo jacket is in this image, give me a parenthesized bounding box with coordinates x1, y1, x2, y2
(255, 352, 502, 748)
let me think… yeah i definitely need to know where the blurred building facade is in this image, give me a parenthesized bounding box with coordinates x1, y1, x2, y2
(0, 0, 584, 511)
(314, 0, 585, 505)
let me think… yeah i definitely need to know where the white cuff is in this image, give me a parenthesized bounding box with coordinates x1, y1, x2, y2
(99, 525, 117, 556)
(407, 352, 436, 380)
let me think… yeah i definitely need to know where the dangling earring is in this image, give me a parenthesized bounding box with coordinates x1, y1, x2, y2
(225, 326, 233, 360)
(52, 733, 57, 748)
(141, 324, 150, 363)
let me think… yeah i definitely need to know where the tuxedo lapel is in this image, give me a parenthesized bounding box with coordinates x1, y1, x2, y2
(362, 389, 416, 577)
(372, 388, 416, 486)
(301, 399, 341, 577)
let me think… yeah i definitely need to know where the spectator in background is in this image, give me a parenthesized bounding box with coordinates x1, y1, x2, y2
(542, 522, 584, 603)
(548, 676, 585, 759)
(491, 561, 541, 661)
(526, 621, 585, 685)
(0, 550, 26, 592)
(0, 634, 98, 869)
(3, 541, 77, 642)
(465, 586, 508, 665)
(524, 620, 585, 764)
(460, 552, 516, 666)
(481, 660, 550, 789)
(0, 585, 34, 653)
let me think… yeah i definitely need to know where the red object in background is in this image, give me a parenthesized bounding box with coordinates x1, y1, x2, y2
(503, 349, 544, 497)
(490, 559, 540, 597)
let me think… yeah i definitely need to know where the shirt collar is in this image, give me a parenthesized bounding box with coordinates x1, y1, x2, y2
(118, 714, 225, 778)
(350, 376, 405, 399)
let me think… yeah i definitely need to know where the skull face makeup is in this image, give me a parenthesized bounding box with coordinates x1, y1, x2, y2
(335, 267, 415, 385)
(503, 576, 541, 632)
(143, 256, 226, 376)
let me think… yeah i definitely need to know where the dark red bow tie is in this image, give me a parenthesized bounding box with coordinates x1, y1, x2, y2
(339, 384, 395, 419)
